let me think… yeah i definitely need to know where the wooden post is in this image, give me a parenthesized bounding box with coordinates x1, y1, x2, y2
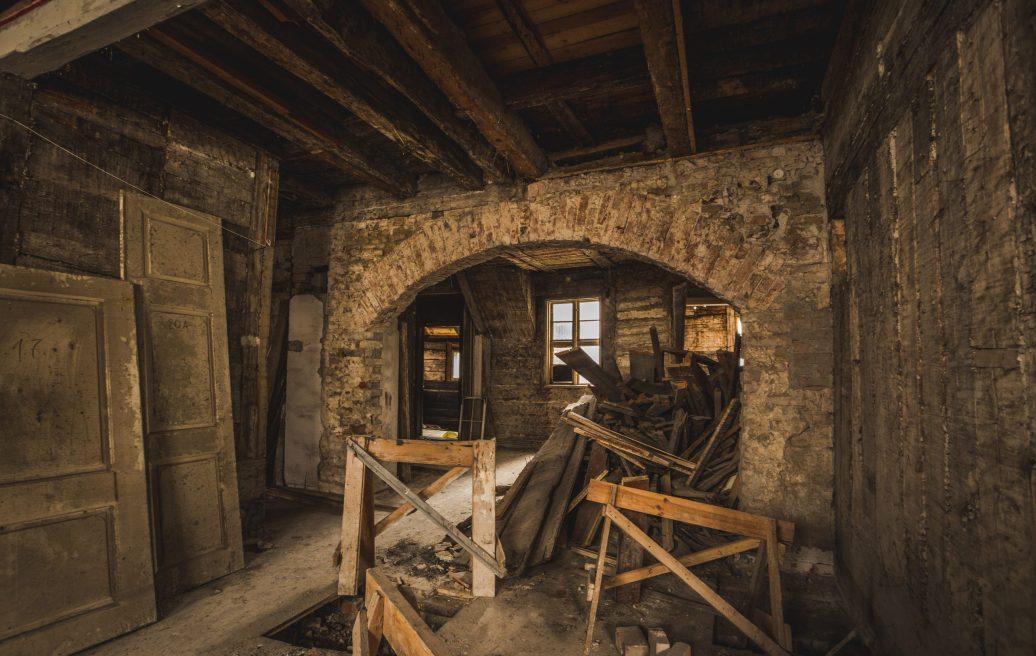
(766, 520, 789, 650)
(471, 439, 496, 597)
(339, 437, 375, 595)
(615, 475, 649, 604)
(583, 513, 613, 656)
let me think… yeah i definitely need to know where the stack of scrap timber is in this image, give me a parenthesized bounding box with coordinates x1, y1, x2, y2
(496, 326, 744, 572)
(561, 332, 744, 555)
(495, 396, 594, 575)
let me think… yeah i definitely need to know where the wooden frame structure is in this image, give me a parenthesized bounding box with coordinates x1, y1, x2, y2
(354, 567, 454, 656)
(584, 480, 794, 656)
(339, 437, 500, 597)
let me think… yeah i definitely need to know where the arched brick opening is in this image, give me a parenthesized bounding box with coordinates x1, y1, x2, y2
(322, 147, 834, 546)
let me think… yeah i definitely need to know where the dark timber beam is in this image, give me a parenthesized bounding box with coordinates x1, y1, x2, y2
(276, 0, 511, 183)
(502, 48, 650, 110)
(116, 30, 416, 196)
(633, 0, 696, 155)
(361, 0, 550, 179)
(494, 0, 593, 147)
(0, 0, 206, 77)
(202, 0, 482, 190)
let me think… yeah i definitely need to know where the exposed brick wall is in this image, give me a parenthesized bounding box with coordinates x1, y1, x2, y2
(824, 1, 1036, 653)
(322, 140, 836, 546)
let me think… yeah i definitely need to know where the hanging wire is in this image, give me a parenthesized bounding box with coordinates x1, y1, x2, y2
(0, 111, 271, 248)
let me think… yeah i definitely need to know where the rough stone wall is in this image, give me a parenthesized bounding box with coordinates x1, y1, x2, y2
(0, 62, 278, 533)
(322, 140, 836, 546)
(824, 1, 1036, 653)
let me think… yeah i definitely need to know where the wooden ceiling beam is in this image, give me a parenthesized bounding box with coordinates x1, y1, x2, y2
(360, 0, 550, 179)
(276, 0, 512, 184)
(116, 29, 416, 196)
(502, 47, 650, 110)
(201, 0, 483, 190)
(633, 0, 696, 155)
(494, 0, 593, 147)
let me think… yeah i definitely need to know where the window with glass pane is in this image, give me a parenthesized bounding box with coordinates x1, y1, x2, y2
(547, 298, 601, 384)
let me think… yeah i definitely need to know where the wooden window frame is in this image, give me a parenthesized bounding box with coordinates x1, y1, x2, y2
(545, 297, 602, 387)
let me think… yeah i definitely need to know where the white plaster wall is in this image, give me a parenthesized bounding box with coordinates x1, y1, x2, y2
(284, 294, 324, 489)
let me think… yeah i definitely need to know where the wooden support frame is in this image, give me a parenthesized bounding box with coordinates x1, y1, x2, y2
(363, 568, 453, 656)
(339, 437, 501, 597)
(585, 480, 793, 655)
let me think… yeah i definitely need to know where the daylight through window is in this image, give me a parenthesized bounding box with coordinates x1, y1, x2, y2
(547, 298, 601, 385)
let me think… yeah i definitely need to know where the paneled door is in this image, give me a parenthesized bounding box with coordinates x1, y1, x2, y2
(0, 264, 156, 655)
(121, 191, 243, 597)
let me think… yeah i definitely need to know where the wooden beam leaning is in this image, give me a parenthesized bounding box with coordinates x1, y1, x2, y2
(366, 568, 453, 656)
(345, 438, 506, 578)
(632, 0, 696, 155)
(202, 0, 484, 190)
(599, 505, 788, 656)
(586, 479, 795, 544)
(564, 412, 699, 476)
(361, 0, 549, 179)
(279, 0, 511, 183)
(115, 30, 415, 196)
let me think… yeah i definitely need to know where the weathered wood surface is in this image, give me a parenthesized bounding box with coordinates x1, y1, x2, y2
(632, 0, 695, 155)
(115, 29, 415, 195)
(614, 475, 649, 604)
(600, 504, 788, 656)
(471, 439, 497, 596)
(587, 480, 794, 544)
(360, 0, 549, 179)
(279, 0, 511, 183)
(366, 569, 453, 656)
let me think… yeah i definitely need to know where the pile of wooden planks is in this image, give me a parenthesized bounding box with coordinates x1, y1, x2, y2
(495, 397, 593, 576)
(495, 328, 744, 572)
(561, 329, 744, 554)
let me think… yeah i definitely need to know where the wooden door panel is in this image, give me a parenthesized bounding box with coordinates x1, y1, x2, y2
(0, 264, 155, 655)
(122, 191, 243, 597)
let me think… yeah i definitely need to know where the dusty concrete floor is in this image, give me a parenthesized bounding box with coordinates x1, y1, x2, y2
(84, 449, 864, 655)
(84, 451, 534, 655)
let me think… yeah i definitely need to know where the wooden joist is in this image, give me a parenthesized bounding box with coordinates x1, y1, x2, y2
(201, 0, 484, 189)
(115, 28, 415, 196)
(502, 47, 650, 110)
(633, 0, 696, 155)
(360, 0, 549, 179)
(586, 480, 794, 544)
(277, 0, 512, 183)
(494, 0, 593, 146)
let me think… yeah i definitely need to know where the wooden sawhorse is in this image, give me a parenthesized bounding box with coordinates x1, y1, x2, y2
(338, 437, 501, 598)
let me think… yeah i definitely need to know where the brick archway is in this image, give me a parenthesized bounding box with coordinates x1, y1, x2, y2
(347, 189, 786, 335)
(322, 146, 834, 546)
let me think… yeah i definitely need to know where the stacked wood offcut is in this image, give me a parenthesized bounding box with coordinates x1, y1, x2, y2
(496, 325, 743, 576)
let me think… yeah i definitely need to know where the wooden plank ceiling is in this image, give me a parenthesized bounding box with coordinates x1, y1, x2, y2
(58, 0, 845, 211)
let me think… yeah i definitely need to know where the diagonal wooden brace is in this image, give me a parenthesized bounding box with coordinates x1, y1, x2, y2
(346, 438, 506, 578)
